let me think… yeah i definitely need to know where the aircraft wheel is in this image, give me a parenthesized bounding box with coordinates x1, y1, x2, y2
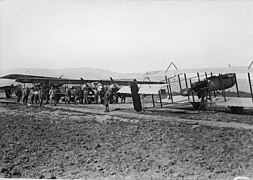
(191, 102, 206, 110)
(228, 106, 244, 114)
(193, 102, 199, 110)
(190, 102, 200, 110)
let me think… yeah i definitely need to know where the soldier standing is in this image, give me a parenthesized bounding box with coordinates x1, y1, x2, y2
(103, 84, 118, 112)
(15, 86, 22, 104)
(49, 86, 56, 105)
(23, 87, 30, 105)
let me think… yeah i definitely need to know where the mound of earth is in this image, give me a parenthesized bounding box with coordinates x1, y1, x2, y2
(0, 103, 253, 179)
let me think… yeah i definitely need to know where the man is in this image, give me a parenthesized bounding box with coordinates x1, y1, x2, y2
(97, 84, 105, 104)
(23, 87, 30, 105)
(82, 85, 89, 104)
(103, 84, 118, 112)
(5, 88, 12, 99)
(78, 87, 84, 104)
(49, 86, 56, 105)
(103, 89, 113, 112)
(15, 86, 22, 104)
(130, 79, 142, 112)
(73, 87, 78, 104)
(34, 88, 40, 104)
(40, 85, 49, 106)
(29, 87, 35, 104)
(65, 88, 71, 104)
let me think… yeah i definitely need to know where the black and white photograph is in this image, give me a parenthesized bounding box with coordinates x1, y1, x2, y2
(0, 0, 253, 179)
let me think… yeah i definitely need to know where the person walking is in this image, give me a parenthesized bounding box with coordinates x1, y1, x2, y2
(103, 84, 118, 112)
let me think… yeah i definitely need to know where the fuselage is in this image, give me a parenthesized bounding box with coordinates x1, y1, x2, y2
(207, 73, 236, 91)
(180, 73, 236, 97)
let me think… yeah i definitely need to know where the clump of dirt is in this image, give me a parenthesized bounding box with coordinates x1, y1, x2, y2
(0, 103, 253, 179)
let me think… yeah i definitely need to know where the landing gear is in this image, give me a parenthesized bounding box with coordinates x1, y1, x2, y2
(190, 102, 207, 110)
(228, 106, 244, 114)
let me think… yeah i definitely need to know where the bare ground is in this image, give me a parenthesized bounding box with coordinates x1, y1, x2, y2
(0, 102, 253, 180)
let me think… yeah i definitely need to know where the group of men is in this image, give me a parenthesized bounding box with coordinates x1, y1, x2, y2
(63, 85, 102, 105)
(15, 86, 41, 105)
(13, 82, 120, 112)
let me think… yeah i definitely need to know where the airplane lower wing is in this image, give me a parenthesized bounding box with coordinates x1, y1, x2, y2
(213, 97, 253, 108)
(161, 95, 200, 104)
(118, 84, 167, 95)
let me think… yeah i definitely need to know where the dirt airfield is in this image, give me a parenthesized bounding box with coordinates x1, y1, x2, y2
(0, 102, 253, 180)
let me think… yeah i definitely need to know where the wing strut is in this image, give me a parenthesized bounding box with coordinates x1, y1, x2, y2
(248, 60, 253, 70)
(248, 73, 253, 102)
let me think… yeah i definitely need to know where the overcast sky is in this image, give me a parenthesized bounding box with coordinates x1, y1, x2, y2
(1, 0, 253, 73)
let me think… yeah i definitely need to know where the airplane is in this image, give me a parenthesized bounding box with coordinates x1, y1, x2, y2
(2, 62, 253, 114)
(142, 62, 253, 114)
(0, 73, 165, 103)
(180, 73, 237, 100)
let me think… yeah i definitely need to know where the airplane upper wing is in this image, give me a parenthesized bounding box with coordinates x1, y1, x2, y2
(0, 74, 165, 86)
(145, 66, 253, 78)
(166, 66, 253, 74)
(0, 74, 57, 80)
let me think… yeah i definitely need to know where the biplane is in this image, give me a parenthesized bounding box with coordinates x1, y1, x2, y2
(0, 73, 164, 104)
(140, 61, 253, 113)
(2, 61, 253, 114)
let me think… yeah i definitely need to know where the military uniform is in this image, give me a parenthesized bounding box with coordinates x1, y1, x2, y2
(103, 89, 114, 112)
